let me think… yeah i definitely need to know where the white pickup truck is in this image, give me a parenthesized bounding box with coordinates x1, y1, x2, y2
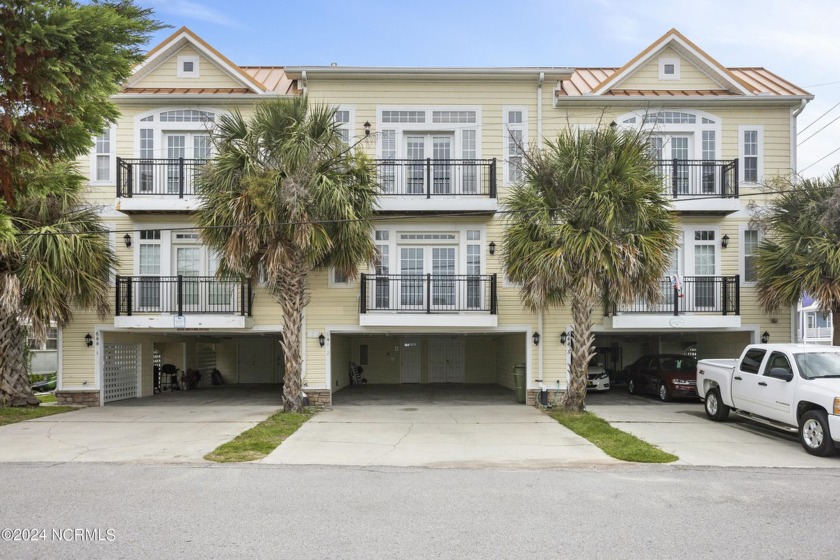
(697, 344, 840, 457)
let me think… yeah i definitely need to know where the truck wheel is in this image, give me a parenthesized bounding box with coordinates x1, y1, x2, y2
(658, 381, 672, 402)
(627, 378, 636, 394)
(704, 388, 729, 421)
(799, 410, 837, 457)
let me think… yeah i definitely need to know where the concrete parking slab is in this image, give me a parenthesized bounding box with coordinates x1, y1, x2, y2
(263, 385, 616, 468)
(585, 391, 840, 468)
(0, 387, 281, 463)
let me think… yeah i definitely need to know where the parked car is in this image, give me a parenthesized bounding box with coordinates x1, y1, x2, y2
(587, 359, 610, 392)
(626, 354, 699, 401)
(698, 344, 840, 457)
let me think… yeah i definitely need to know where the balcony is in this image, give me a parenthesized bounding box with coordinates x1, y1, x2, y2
(656, 159, 740, 215)
(374, 159, 498, 212)
(115, 158, 207, 213)
(359, 273, 498, 327)
(114, 275, 253, 329)
(606, 275, 741, 330)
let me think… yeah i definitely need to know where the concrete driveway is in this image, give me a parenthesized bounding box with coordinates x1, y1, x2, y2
(262, 385, 616, 468)
(0, 387, 281, 463)
(585, 390, 840, 467)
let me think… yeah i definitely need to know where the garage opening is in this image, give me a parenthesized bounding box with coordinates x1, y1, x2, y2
(330, 332, 527, 404)
(100, 331, 284, 405)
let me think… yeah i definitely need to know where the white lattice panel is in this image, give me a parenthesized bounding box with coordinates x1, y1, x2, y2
(103, 343, 139, 403)
(196, 345, 216, 374)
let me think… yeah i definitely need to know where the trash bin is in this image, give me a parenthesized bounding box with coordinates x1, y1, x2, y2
(513, 363, 526, 403)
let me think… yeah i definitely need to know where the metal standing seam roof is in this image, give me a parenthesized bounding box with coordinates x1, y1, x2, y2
(558, 67, 811, 97)
(240, 66, 297, 94)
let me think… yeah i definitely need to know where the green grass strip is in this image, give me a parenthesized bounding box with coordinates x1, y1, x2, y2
(550, 410, 678, 463)
(37, 394, 57, 404)
(0, 405, 78, 427)
(205, 410, 313, 463)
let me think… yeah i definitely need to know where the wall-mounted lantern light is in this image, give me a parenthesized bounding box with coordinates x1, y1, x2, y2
(84, 333, 93, 347)
(124, 234, 132, 248)
(488, 241, 496, 256)
(721, 234, 729, 249)
(363, 121, 371, 136)
(560, 332, 567, 345)
(318, 333, 326, 348)
(532, 332, 540, 346)
(761, 331, 770, 344)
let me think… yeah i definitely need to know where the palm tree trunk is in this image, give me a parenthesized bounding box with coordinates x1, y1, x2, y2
(563, 288, 597, 412)
(0, 313, 38, 407)
(275, 254, 310, 413)
(832, 311, 840, 347)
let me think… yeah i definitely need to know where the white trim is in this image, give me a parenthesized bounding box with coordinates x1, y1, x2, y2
(89, 124, 117, 186)
(177, 55, 200, 78)
(658, 57, 680, 81)
(133, 107, 222, 159)
(503, 106, 528, 185)
(738, 125, 764, 185)
(335, 105, 355, 147)
(684, 225, 722, 277)
(739, 224, 761, 286)
(375, 104, 482, 159)
(56, 327, 64, 390)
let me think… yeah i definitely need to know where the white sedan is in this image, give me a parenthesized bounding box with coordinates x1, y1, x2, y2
(587, 364, 610, 392)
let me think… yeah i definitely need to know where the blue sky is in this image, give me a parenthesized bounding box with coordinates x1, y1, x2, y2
(139, 0, 840, 178)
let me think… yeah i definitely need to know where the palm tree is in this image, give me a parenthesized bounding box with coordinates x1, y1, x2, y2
(503, 126, 679, 412)
(195, 97, 378, 413)
(0, 163, 115, 406)
(755, 167, 840, 345)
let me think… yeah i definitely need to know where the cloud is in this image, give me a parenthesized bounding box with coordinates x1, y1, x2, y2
(146, 0, 244, 29)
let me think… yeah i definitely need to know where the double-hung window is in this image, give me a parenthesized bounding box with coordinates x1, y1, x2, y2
(91, 126, 116, 184)
(742, 228, 760, 284)
(335, 108, 353, 147)
(739, 126, 763, 184)
(504, 108, 527, 184)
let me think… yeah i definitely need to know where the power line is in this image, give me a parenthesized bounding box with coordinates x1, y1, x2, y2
(799, 101, 840, 135)
(800, 145, 840, 173)
(804, 80, 840, 88)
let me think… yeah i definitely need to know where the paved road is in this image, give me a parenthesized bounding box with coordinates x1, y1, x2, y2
(2, 462, 838, 559)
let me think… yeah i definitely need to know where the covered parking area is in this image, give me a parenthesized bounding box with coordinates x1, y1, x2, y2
(97, 329, 284, 405)
(328, 331, 528, 404)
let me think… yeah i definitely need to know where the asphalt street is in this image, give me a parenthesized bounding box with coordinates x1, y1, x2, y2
(1, 462, 837, 559)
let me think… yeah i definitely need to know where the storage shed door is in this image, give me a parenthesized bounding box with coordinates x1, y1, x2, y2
(103, 343, 139, 403)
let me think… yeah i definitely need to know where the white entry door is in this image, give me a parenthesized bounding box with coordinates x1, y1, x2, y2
(404, 134, 454, 195)
(650, 135, 692, 195)
(685, 228, 719, 310)
(400, 337, 421, 383)
(164, 132, 211, 194)
(428, 337, 464, 383)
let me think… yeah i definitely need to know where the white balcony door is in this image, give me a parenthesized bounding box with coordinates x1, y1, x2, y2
(399, 245, 457, 310)
(651, 135, 692, 195)
(174, 246, 201, 311)
(164, 132, 211, 194)
(403, 134, 453, 195)
(685, 228, 719, 311)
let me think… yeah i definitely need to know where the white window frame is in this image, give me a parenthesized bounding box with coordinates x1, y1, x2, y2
(177, 55, 200, 78)
(739, 225, 762, 286)
(133, 108, 223, 159)
(375, 105, 482, 160)
(739, 125, 764, 185)
(503, 106, 528, 186)
(334, 106, 355, 147)
(658, 57, 680, 81)
(89, 124, 117, 186)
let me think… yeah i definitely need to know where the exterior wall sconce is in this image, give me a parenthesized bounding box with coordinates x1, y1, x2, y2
(318, 333, 326, 348)
(363, 121, 371, 136)
(84, 333, 93, 347)
(721, 234, 729, 249)
(489, 241, 496, 255)
(532, 332, 540, 346)
(609, 120, 617, 128)
(560, 332, 567, 345)
(123, 234, 132, 248)
(761, 331, 770, 344)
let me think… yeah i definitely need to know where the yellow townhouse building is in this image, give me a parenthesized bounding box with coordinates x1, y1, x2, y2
(56, 28, 812, 407)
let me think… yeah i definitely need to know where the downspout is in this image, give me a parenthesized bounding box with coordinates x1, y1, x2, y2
(791, 98, 808, 174)
(537, 72, 545, 386)
(300, 70, 308, 96)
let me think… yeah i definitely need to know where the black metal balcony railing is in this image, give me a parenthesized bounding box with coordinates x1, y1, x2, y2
(116, 158, 208, 198)
(609, 275, 740, 316)
(115, 275, 252, 316)
(655, 159, 738, 198)
(360, 273, 497, 314)
(375, 159, 497, 198)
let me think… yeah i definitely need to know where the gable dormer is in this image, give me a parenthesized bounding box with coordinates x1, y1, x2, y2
(590, 29, 753, 96)
(123, 26, 269, 94)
